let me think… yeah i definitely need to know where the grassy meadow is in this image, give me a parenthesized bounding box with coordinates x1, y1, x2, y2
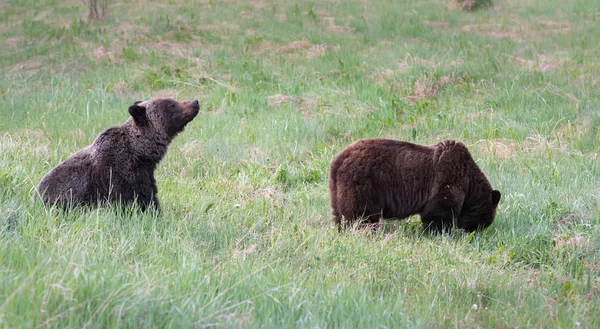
(1, 0, 600, 327)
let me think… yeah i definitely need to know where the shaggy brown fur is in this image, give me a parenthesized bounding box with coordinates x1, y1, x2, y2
(329, 138, 501, 232)
(38, 98, 199, 211)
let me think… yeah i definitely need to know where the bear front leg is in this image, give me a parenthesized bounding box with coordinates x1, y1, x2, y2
(134, 191, 160, 213)
(420, 188, 465, 233)
(420, 203, 455, 233)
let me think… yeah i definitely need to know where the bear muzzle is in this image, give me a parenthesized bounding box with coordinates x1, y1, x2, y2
(181, 100, 200, 123)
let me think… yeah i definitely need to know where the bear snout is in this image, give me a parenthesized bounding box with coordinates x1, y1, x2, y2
(182, 101, 200, 122)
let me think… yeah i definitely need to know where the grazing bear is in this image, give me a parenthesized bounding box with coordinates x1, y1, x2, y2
(38, 98, 200, 211)
(329, 138, 501, 232)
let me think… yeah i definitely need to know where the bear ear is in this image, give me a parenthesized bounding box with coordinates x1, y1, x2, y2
(128, 103, 147, 125)
(492, 190, 501, 204)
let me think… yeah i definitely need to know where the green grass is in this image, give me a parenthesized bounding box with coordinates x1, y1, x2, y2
(1, 0, 600, 327)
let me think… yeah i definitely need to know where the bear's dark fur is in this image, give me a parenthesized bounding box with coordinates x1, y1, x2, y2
(38, 98, 199, 211)
(329, 138, 501, 232)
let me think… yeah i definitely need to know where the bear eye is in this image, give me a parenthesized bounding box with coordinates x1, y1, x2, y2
(170, 103, 176, 109)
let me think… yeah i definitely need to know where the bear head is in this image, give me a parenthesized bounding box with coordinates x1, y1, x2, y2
(457, 187, 501, 232)
(127, 98, 200, 141)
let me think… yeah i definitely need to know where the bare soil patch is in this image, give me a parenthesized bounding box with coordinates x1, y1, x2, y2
(327, 25, 353, 33)
(460, 19, 571, 41)
(422, 21, 450, 29)
(6, 37, 18, 48)
(474, 139, 518, 159)
(266, 94, 319, 119)
(277, 40, 312, 53)
(404, 75, 463, 105)
(197, 22, 239, 32)
(513, 55, 563, 72)
(522, 135, 564, 153)
(462, 24, 522, 41)
(0, 130, 51, 157)
(535, 20, 571, 35)
(273, 40, 331, 60)
(306, 44, 327, 59)
(90, 45, 122, 64)
(6, 59, 42, 75)
(369, 68, 395, 85)
(553, 234, 592, 252)
(555, 213, 589, 227)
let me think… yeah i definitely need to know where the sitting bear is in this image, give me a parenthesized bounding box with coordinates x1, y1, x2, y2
(328, 138, 501, 232)
(38, 98, 199, 211)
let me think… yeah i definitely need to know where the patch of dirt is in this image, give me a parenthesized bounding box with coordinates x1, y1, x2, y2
(267, 94, 295, 107)
(513, 55, 564, 72)
(478, 134, 571, 158)
(556, 213, 589, 226)
(240, 10, 253, 19)
(462, 111, 486, 121)
(0, 130, 51, 157)
(266, 94, 319, 119)
(422, 21, 450, 29)
(180, 140, 205, 159)
(253, 186, 285, 206)
(487, 31, 522, 40)
(462, 24, 522, 41)
(152, 37, 205, 58)
(314, 10, 353, 34)
(240, 0, 276, 18)
(249, 40, 276, 56)
(448, 0, 459, 10)
(233, 243, 258, 259)
(112, 81, 127, 96)
(276, 40, 312, 53)
(369, 68, 395, 84)
(197, 22, 239, 32)
(327, 25, 353, 33)
(152, 89, 181, 99)
(474, 139, 518, 159)
(115, 23, 152, 37)
(320, 16, 336, 26)
(251, 0, 270, 10)
(306, 44, 327, 59)
(406, 79, 439, 104)
(522, 135, 565, 153)
(6, 37, 18, 48)
(459, 19, 571, 41)
(553, 235, 592, 252)
(535, 20, 571, 35)
(404, 75, 462, 105)
(90, 45, 122, 64)
(490, 141, 516, 158)
(5, 60, 41, 75)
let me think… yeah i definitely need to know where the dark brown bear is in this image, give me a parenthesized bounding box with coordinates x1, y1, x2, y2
(38, 98, 199, 211)
(329, 138, 501, 232)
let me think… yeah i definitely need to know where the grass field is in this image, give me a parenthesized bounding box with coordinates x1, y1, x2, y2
(1, 0, 600, 327)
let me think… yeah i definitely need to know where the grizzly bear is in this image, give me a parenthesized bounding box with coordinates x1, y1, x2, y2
(329, 138, 501, 232)
(38, 98, 199, 211)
